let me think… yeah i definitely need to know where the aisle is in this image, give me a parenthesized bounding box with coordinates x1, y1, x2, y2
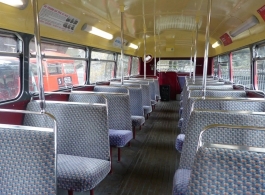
(58, 101, 180, 195)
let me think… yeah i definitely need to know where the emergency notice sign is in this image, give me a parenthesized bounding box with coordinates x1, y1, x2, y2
(39, 4, 80, 33)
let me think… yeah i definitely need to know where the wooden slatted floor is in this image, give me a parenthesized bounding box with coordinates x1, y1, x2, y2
(58, 101, 180, 195)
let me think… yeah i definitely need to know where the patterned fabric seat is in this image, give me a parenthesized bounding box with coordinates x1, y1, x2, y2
(109, 129, 133, 147)
(94, 86, 128, 93)
(0, 124, 56, 195)
(187, 147, 265, 194)
(24, 101, 110, 194)
(172, 169, 191, 195)
(131, 115, 145, 127)
(175, 134, 185, 152)
(173, 111, 265, 194)
(57, 154, 110, 191)
(69, 92, 133, 162)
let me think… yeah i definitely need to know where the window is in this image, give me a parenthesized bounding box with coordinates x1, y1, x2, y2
(0, 34, 21, 102)
(219, 54, 229, 81)
(213, 57, 218, 77)
(256, 44, 265, 91)
(131, 57, 139, 76)
(231, 48, 251, 86)
(90, 51, 115, 83)
(29, 40, 87, 92)
(117, 54, 130, 78)
(157, 60, 193, 72)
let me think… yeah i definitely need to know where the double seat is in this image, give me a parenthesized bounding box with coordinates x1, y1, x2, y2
(24, 100, 111, 195)
(173, 109, 265, 194)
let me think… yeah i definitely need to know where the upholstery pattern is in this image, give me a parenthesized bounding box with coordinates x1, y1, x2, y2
(144, 105, 152, 115)
(172, 169, 191, 195)
(24, 101, 110, 161)
(141, 84, 152, 107)
(175, 134, 185, 152)
(181, 99, 265, 134)
(109, 129, 133, 147)
(69, 93, 106, 104)
(179, 110, 265, 170)
(126, 87, 144, 116)
(94, 86, 128, 94)
(131, 115, 145, 127)
(154, 79, 161, 100)
(0, 125, 56, 195)
(57, 154, 110, 191)
(187, 147, 265, 195)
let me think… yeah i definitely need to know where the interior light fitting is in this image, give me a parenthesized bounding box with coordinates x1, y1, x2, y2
(0, 0, 28, 9)
(229, 15, 259, 37)
(82, 24, 113, 40)
(128, 43, 138, 49)
(212, 41, 221, 48)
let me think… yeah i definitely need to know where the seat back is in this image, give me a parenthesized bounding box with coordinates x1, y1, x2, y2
(94, 86, 128, 94)
(181, 98, 265, 134)
(179, 110, 265, 170)
(69, 93, 132, 131)
(0, 111, 56, 195)
(188, 125, 265, 194)
(24, 100, 110, 161)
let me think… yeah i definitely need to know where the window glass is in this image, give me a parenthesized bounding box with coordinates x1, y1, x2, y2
(213, 57, 218, 77)
(91, 51, 114, 61)
(257, 60, 265, 91)
(117, 54, 130, 78)
(256, 44, 265, 91)
(0, 57, 20, 101)
(232, 48, 251, 86)
(29, 41, 86, 58)
(219, 54, 229, 81)
(89, 61, 114, 83)
(0, 36, 18, 53)
(257, 44, 265, 58)
(29, 40, 87, 92)
(157, 60, 193, 72)
(90, 51, 115, 83)
(131, 57, 139, 75)
(0, 34, 20, 102)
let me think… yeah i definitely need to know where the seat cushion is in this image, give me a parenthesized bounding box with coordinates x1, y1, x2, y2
(175, 134, 185, 152)
(178, 118, 183, 128)
(131, 116, 145, 127)
(109, 129, 133, 147)
(172, 169, 191, 195)
(151, 100, 157, 106)
(57, 154, 110, 192)
(143, 106, 152, 115)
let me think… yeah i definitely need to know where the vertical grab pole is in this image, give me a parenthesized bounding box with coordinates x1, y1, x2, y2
(153, 0, 157, 76)
(202, 0, 212, 99)
(193, 23, 198, 84)
(120, 5, 125, 85)
(144, 29, 147, 79)
(189, 43, 193, 78)
(32, 0, 46, 112)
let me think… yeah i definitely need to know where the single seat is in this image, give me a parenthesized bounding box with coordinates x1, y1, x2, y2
(93, 85, 145, 138)
(69, 92, 133, 162)
(24, 100, 110, 195)
(0, 121, 56, 195)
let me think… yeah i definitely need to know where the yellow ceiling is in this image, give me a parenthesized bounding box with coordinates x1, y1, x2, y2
(0, 0, 265, 57)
